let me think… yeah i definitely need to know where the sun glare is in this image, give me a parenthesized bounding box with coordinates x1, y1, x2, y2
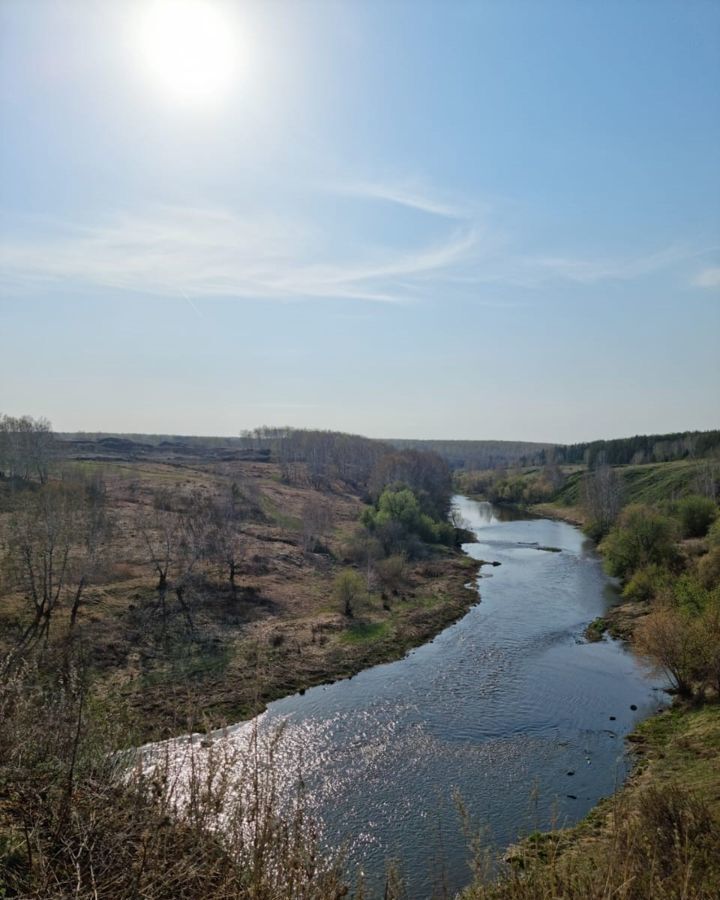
(137, 0, 241, 103)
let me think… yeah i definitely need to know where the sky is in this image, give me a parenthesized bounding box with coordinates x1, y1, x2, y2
(1, 0, 719, 443)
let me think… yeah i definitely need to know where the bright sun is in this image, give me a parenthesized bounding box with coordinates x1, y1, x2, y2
(137, 0, 240, 103)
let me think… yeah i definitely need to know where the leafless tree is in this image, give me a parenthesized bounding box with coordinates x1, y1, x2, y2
(694, 459, 719, 500)
(4, 480, 111, 646)
(0, 413, 55, 483)
(301, 496, 333, 553)
(581, 463, 623, 534)
(172, 494, 213, 630)
(636, 606, 703, 696)
(207, 488, 245, 596)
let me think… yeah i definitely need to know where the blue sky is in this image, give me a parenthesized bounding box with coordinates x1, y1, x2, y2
(1, 0, 718, 442)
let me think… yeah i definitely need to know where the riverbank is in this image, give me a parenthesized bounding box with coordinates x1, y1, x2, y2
(458, 495, 720, 899)
(123, 546, 481, 743)
(461, 701, 720, 899)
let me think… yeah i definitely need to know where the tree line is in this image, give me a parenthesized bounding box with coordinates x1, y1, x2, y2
(553, 429, 720, 468)
(0, 413, 55, 483)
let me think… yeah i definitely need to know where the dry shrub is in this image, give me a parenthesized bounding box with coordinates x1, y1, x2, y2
(461, 783, 720, 900)
(0, 655, 349, 899)
(635, 606, 704, 696)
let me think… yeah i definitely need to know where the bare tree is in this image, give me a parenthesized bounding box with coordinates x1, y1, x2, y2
(137, 498, 182, 625)
(694, 459, 719, 500)
(173, 500, 210, 630)
(0, 414, 55, 483)
(4, 481, 111, 646)
(581, 463, 623, 535)
(208, 488, 246, 596)
(301, 496, 333, 553)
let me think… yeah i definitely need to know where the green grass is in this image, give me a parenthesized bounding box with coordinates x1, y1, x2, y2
(259, 494, 302, 530)
(340, 621, 390, 643)
(553, 459, 709, 508)
(584, 617, 607, 641)
(140, 640, 234, 686)
(634, 705, 720, 815)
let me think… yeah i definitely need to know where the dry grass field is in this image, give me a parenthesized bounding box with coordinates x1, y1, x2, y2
(0, 453, 478, 741)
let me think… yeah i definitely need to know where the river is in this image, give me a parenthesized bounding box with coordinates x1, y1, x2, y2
(156, 497, 667, 897)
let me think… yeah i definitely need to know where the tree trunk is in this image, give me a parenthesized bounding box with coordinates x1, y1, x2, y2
(69, 577, 86, 630)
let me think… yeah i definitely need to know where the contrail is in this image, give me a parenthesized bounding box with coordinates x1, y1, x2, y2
(181, 289, 203, 317)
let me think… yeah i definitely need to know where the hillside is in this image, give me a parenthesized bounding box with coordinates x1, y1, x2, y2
(0, 447, 477, 741)
(387, 438, 555, 470)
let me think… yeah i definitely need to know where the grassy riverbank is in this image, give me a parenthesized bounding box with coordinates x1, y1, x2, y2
(461, 703, 720, 899)
(459, 459, 720, 899)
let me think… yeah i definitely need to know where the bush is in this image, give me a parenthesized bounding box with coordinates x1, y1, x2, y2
(707, 516, 720, 547)
(636, 606, 704, 696)
(375, 554, 406, 593)
(676, 495, 717, 538)
(333, 568, 366, 618)
(698, 546, 720, 590)
(363, 485, 455, 555)
(671, 572, 714, 615)
(601, 505, 679, 582)
(698, 597, 720, 695)
(622, 564, 672, 602)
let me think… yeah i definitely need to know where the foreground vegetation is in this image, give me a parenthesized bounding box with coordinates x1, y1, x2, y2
(1, 415, 477, 897)
(462, 705, 720, 900)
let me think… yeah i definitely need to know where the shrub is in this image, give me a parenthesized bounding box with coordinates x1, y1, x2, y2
(698, 546, 720, 590)
(622, 564, 672, 602)
(698, 596, 720, 695)
(707, 516, 720, 547)
(635, 606, 704, 696)
(671, 572, 714, 615)
(676, 495, 717, 538)
(601, 505, 679, 582)
(0, 659, 348, 899)
(333, 568, 366, 618)
(375, 554, 406, 593)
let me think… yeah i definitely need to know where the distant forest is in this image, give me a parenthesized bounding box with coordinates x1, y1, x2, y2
(391, 430, 720, 470)
(552, 430, 720, 468)
(387, 439, 554, 470)
(52, 427, 720, 472)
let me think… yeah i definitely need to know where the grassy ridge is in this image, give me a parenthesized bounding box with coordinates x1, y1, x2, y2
(553, 459, 711, 508)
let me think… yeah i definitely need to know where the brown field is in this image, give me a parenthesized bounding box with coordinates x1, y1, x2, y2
(0, 455, 479, 742)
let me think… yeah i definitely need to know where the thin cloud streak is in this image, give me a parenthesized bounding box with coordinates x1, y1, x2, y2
(328, 179, 468, 219)
(0, 205, 477, 305)
(526, 244, 710, 285)
(0, 198, 711, 306)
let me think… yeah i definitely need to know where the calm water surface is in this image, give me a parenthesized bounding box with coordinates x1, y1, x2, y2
(175, 498, 667, 897)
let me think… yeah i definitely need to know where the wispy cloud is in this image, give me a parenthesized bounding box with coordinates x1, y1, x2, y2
(0, 205, 477, 304)
(0, 189, 712, 307)
(326, 178, 468, 220)
(520, 245, 706, 286)
(692, 266, 720, 288)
